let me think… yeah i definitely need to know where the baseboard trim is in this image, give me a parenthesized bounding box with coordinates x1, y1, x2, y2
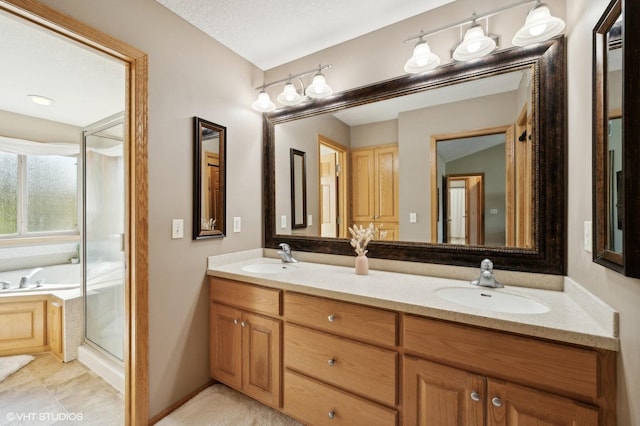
(149, 379, 216, 425)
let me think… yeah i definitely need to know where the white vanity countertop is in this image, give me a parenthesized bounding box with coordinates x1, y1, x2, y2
(207, 253, 619, 351)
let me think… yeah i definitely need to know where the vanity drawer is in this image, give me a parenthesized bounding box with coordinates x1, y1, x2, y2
(284, 292, 397, 346)
(284, 370, 397, 426)
(403, 315, 599, 402)
(209, 277, 280, 317)
(284, 323, 397, 406)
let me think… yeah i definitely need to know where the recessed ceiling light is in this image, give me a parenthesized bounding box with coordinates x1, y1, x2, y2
(28, 94, 55, 106)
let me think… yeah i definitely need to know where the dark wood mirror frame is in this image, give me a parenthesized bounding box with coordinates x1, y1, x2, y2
(593, 0, 640, 277)
(193, 117, 226, 239)
(264, 37, 566, 275)
(290, 148, 308, 229)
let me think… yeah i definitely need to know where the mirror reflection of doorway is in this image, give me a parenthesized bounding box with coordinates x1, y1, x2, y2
(443, 175, 484, 245)
(206, 151, 221, 230)
(318, 135, 347, 238)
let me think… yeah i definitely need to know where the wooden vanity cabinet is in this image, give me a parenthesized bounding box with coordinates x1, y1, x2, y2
(283, 292, 399, 425)
(209, 278, 282, 408)
(403, 315, 615, 426)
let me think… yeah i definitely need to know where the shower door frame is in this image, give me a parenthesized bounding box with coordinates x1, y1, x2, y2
(0, 1, 150, 425)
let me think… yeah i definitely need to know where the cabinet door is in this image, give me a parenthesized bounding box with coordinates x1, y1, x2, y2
(210, 303, 242, 390)
(242, 311, 281, 408)
(351, 149, 375, 223)
(404, 356, 485, 426)
(487, 379, 599, 426)
(374, 145, 399, 223)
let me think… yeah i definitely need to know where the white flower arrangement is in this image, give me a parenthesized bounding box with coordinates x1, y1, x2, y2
(348, 223, 376, 256)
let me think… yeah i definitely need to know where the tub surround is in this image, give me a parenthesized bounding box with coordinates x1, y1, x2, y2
(207, 249, 618, 351)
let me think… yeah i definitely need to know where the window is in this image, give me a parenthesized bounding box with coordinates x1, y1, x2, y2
(0, 151, 78, 237)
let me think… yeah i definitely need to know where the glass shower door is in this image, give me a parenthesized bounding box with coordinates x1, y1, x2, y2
(83, 114, 125, 361)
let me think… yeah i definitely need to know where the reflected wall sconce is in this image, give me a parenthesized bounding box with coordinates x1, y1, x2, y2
(252, 64, 333, 112)
(404, 0, 564, 73)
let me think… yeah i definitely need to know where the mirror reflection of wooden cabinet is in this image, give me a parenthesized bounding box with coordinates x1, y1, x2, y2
(350, 144, 399, 241)
(194, 117, 226, 239)
(592, 0, 640, 277)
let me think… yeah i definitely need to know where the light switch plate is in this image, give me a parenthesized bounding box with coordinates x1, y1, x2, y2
(233, 217, 241, 233)
(409, 212, 417, 223)
(171, 219, 184, 239)
(584, 221, 592, 253)
(281, 215, 287, 229)
(307, 214, 313, 226)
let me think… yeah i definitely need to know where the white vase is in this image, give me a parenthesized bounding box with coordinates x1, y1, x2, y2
(355, 254, 369, 275)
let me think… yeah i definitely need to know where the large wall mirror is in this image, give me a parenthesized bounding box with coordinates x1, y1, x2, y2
(264, 37, 566, 274)
(593, 0, 640, 277)
(194, 117, 226, 239)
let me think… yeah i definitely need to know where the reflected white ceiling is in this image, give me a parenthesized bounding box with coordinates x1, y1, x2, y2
(155, 0, 455, 70)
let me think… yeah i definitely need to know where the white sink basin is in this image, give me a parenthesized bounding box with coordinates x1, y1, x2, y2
(241, 263, 298, 274)
(435, 287, 550, 314)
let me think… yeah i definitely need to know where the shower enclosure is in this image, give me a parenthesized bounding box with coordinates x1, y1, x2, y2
(82, 114, 125, 362)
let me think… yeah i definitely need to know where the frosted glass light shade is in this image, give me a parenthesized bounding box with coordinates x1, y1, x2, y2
(277, 83, 304, 106)
(453, 24, 496, 61)
(252, 91, 276, 112)
(404, 40, 441, 73)
(305, 74, 332, 99)
(512, 4, 565, 46)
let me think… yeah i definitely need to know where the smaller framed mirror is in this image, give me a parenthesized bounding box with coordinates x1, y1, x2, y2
(290, 148, 307, 229)
(193, 117, 226, 239)
(593, 0, 640, 277)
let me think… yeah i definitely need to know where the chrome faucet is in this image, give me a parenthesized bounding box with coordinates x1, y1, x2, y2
(471, 259, 503, 288)
(19, 267, 43, 289)
(277, 243, 298, 263)
(0, 281, 11, 290)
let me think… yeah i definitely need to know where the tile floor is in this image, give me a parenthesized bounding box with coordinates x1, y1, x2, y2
(0, 353, 123, 425)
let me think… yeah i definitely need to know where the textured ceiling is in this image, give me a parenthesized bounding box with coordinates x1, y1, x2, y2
(155, 0, 454, 70)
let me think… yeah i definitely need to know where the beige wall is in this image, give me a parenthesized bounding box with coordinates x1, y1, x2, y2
(35, 0, 264, 417)
(566, 1, 640, 424)
(31, 0, 640, 423)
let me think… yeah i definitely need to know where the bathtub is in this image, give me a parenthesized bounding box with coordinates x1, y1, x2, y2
(0, 263, 81, 294)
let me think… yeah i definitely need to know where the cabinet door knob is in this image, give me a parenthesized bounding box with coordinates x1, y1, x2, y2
(328, 358, 336, 366)
(233, 319, 239, 325)
(328, 410, 335, 419)
(491, 396, 503, 407)
(470, 391, 481, 402)
(327, 314, 336, 322)
(241, 321, 247, 327)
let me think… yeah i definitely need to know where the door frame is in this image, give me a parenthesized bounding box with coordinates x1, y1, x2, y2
(443, 174, 485, 245)
(318, 135, 348, 238)
(0, 1, 149, 424)
(430, 125, 513, 243)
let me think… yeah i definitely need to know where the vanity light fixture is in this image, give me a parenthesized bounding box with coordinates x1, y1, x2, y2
(452, 16, 497, 61)
(252, 64, 333, 112)
(403, 0, 565, 73)
(404, 36, 441, 73)
(512, 1, 566, 46)
(28, 94, 55, 106)
(251, 90, 276, 112)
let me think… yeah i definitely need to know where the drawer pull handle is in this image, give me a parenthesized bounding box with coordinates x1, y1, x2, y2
(233, 319, 239, 325)
(470, 391, 481, 402)
(241, 321, 247, 327)
(327, 314, 336, 322)
(491, 396, 503, 407)
(328, 410, 335, 419)
(328, 358, 336, 366)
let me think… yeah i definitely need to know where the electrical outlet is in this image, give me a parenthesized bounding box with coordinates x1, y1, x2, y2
(584, 221, 592, 253)
(409, 212, 417, 223)
(171, 219, 184, 239)
(233, 216, 241, 232)
(490, 208, 498, 215)
(281, 215, 287, 229)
